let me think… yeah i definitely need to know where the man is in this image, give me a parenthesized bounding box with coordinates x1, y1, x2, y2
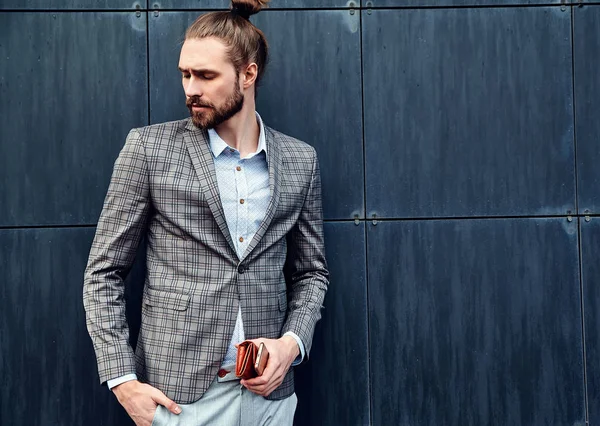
(82, 1, 329, 425)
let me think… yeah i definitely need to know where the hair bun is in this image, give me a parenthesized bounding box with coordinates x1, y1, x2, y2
(230, 0, 269, 19)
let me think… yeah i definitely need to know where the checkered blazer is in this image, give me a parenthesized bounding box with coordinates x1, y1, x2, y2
(83, 117, 329, 403)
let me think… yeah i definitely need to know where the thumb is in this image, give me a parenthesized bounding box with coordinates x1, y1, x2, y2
(151, 388, 182, 415)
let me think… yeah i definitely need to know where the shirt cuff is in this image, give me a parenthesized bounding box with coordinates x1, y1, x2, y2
(283, 331, 305, 366)
(107, 374, 138, 390)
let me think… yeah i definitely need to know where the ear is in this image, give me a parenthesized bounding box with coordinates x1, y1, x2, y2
(241, 63, 258, 89)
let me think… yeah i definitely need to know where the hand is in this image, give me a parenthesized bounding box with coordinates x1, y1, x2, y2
(112, 380, 181, 426)
(241, 336, 300, 397)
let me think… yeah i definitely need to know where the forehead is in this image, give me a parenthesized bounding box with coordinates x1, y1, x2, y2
(179, 37, 230, 71)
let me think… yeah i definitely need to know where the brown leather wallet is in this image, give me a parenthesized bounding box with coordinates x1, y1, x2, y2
(236, 341, 269, 380)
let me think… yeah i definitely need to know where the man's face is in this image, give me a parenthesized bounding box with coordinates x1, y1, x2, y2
(179, 37, 244, 129)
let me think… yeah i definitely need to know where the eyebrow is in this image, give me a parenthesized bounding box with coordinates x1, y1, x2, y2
(178, 67, 217, 74)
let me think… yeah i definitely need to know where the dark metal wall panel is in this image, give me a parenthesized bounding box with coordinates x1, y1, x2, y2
(253, 11, 364, 220)
(0, 12, 148, 227)
(147, 12, 194, 123)
(367, 218, 584, 426)
(0, 227, 145, 426)
(0, 0, 144, 9)
(154, 0, 354, 10)
(294, 222, 369, 426)
(367, 0, 562, 6)
(581, 218, 600, 425)
(574, 5, 600, 214)
(363, 8, 575, 219)
(149, 10, 363, 220)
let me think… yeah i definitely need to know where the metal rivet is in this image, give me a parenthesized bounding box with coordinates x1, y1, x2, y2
(349, 9, 355, 15)
(136, 11, 141, 17)
(354, 215, 360, 226)
(372, 214, 378, 226)
(567, 215, 573, 222)
(585, 216, 591, 222)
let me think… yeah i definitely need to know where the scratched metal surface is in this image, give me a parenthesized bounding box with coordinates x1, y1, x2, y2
(294, 222, 369, 426)
(153, 0, 354, 10)
(574, 5, 600, 214)
(0, 12, 148, 226)
(0, 227, 146, 425)
(0, 0, 145, 9)
(363, 7, 575, 218)
(368, 218, 585, 426)
(581, 218, 600, 425)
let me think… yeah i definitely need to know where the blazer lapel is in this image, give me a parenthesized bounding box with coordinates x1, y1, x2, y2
(241, 126, 282, 261)
(183, 119, 237, 255)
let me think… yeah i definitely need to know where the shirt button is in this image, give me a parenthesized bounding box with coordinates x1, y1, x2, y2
(238, 265, 245, 274)
(240, 199, 245, 204)
(236, 166, 241, 171)
(239, 237, 244, 242)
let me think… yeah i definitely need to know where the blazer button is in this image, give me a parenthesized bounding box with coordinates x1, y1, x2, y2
(238, 265, 245, 274)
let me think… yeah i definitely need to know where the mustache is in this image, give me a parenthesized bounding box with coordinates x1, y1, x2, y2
(186, 96, 213, 109)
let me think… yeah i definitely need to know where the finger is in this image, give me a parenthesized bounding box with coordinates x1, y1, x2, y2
(251, 382, 276, 397)
(260, 369, 288, 396)
(256, 358, 277, 381)
(151, 389, 182, 415)
(242, 375, 269, 386)
(248, 337, 267, 347)
(262, 379, 284, 397)
(242, 377, 270, 391)
(243, 380, 267, 394)
(244, 358, 284, 388)
(244, 371, 283, 394)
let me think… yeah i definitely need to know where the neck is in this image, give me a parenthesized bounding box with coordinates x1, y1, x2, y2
(214, 99, 260, 159)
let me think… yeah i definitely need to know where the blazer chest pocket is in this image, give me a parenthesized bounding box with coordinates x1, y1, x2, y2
(143, 288, 190, 311)
(278, 291, 287, 312)
(277, 192, 305, 217)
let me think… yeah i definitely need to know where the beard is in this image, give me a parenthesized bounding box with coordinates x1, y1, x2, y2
(186, 78, 244, 130)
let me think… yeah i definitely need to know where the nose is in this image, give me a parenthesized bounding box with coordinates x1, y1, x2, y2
(183, 75, 203, 99)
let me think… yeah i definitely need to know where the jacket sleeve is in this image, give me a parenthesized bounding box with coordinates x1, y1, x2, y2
(83, 128, 151, 384)
(282, 147, 329, 360)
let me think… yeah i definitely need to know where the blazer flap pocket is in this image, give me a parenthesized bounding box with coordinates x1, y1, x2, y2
(144, 288, 190, 311)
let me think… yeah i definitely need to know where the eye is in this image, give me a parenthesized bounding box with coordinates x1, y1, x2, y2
(201, 74, 215, 80)
(182, 73, 191, 79)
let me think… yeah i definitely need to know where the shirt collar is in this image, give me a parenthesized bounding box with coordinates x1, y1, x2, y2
(207, 112, 267, 160)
